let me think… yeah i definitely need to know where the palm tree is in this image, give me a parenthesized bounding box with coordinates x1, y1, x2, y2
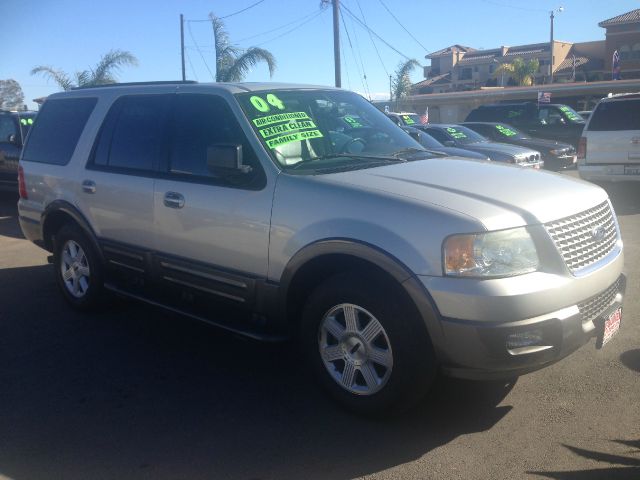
(31, 50, 138, 91)
(494, 57, 540, 86)
(210, 14, 276, 82)
(391, 59, 420, 108)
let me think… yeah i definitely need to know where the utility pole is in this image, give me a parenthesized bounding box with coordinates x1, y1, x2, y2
(549, 6, 563, 84)
(180, 14, 186, 81)
(332, 0, 341, 87)
(389, 75, 392, 103)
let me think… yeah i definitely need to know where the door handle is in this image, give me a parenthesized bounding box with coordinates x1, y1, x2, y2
(163, 191, 185, 209)
(82, 180, 96, 194)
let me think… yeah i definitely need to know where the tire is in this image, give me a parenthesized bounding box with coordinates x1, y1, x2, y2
(53, 224, 105, 310)
(300, 271, 436, 416)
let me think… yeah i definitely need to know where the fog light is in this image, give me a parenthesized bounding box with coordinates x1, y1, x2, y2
(506, 329, 543, 349)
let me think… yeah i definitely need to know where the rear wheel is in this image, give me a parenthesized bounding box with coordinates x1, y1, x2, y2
(53, 224, 104, 310)
(301, 271, 436, 416)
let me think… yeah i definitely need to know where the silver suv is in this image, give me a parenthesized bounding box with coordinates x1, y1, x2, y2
(18, 82, 625, 415)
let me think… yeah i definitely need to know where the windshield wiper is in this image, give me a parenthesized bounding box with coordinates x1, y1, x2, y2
(392, 147, 447, 158)
(288, 153, 406, 170)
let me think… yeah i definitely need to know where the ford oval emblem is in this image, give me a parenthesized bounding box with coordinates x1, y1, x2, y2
(591, 226, 606, 242)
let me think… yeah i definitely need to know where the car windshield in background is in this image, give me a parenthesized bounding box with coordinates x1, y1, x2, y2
(236, 89, 427, 173)
(494, 123, 529, 140)
(442, 125, 487, 145)
(400, 114, 422, 126)
(558, 105, 585, 124)
(17, 114, 36, 137)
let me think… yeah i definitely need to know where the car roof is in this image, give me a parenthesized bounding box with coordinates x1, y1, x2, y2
(601, 92, 640, 101)
(51, 81, 339, 98)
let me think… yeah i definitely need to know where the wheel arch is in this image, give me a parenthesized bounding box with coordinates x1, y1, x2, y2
(279, 239, 444, 346)
(41, 200, 103, 262)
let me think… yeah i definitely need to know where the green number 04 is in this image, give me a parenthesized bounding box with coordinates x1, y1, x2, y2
(250, 93, 286, 113)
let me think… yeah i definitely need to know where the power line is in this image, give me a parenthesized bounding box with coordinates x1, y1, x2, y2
(478, 0, 546, 13)
(184, 50, 199, 81)
(187, 21, 216, 80)
(339, 7, 370, 99)
(355, 0, 389, 77)
(187, 0, 267, 22)
(377, 0, 429, 52)
(344, 5, 371, 99)
(254, 8, 327, 46)
(341, 4, 412, 61)
(235, 9, 321, 43)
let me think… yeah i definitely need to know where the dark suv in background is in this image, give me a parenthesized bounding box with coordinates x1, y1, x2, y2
(0, 110, 37, 191)
(462, 122, 576, 171)
(465, 102, 585, 148)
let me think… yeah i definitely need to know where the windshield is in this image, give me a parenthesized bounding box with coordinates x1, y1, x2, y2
(494, 123, 529, 140)
(17, 113, 36, 139)
(236, 89, 428, 173)
(440, 125, 487, 145)
(557, 105, 585, 124)
(399, 114, 422, 126)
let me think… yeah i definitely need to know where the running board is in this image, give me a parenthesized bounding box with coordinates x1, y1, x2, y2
(104, 283, 287, 343)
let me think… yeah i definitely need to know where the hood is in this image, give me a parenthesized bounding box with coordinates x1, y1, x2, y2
(320, 158, 607, 230)
(460, 141, 538, 158)
(507, 137, 574, 153)
(438, 147, 489, 160)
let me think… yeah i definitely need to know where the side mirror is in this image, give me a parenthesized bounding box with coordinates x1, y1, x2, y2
(407, 130, 422, 142)
(6, 134, 20, 146)
(207, 144, 252, 175)
(443, 140, 456, 147)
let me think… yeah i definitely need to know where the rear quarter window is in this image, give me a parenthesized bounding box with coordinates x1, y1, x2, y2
(21, 97, 97, 165)
(588, 99, 640, 131)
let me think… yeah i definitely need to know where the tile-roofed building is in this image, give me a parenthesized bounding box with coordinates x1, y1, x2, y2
(414, 8, 640, 94)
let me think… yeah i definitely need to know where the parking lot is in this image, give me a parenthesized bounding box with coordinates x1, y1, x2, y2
(0, 172, 638, 480)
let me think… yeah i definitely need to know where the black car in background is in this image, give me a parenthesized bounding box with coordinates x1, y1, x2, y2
(465, 102, 585, 148)
(0, 110, 37, 191)
(419, 124, 543, 168)
(462, 122, 576, 171)
(401, 126, 490, 161)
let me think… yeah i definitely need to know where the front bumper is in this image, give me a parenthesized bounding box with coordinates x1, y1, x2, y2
(417, 268, 626, 380)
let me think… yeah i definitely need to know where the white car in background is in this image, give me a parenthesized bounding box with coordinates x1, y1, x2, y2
(578, 93, 640, 182)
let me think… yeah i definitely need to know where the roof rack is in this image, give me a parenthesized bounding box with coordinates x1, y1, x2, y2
(72, 80, 198, 90)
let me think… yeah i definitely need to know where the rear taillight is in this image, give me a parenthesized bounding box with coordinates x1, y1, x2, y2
(18, 165, 28, 199)
(577, 137, 587, 160)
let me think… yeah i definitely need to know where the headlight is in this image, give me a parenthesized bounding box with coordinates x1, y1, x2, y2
(443, 227, 539, 277)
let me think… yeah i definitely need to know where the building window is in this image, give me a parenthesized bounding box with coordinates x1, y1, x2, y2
(489, 64, 495, 73)
(632, 44, 640, 60)
(619, 45, 630, 60)
(459, 68, 472, 80)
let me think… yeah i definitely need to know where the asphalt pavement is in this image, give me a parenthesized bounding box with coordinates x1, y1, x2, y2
(0, 173, 638, 480)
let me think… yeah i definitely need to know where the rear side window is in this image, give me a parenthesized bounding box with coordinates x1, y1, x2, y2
(92, 95, 171, 172)
(588, 99, 640, 131)
(22, 97, 97, 165)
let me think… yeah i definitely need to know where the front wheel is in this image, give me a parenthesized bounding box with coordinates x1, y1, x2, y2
(301, 271, 436, 416)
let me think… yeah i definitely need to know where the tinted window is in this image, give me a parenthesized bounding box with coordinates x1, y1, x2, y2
(424, 128, 449, 143)
(0, 116, 16, 142)
(168, 94, 263, 186)
(588, 99, 640, 131)
(105, 95, 171, 171)
(22, 97, 97, 165)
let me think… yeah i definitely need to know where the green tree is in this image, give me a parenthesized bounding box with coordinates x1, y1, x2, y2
(494, 57, 539, 86)
(31, 50, 138, 91)
(392, 59, 420, 108)
(0, 79, 25, 110)
(210, 14, 276, 82)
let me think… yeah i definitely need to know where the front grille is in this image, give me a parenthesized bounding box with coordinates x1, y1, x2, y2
(544, 201, 618, 274)
(578, 277, 622, 324)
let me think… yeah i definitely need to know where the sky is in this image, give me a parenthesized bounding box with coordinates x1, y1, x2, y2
(1, 0, 638, 109)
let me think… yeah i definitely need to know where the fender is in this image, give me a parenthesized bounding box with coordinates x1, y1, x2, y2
(41, 200, 104, 263)
(278, 238, 446, 346)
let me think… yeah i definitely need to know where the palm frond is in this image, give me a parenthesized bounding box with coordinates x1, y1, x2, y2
(222, 47, 276, 82)
(392, 59, 420, 104)
(92, 50, 138, 85)
(30, 66, 74, 91)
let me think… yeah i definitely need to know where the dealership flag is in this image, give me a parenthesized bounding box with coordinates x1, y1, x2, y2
(612, 50, 621, 80)
(538, 92, 551, 104)
(420, 107, 429, 124)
